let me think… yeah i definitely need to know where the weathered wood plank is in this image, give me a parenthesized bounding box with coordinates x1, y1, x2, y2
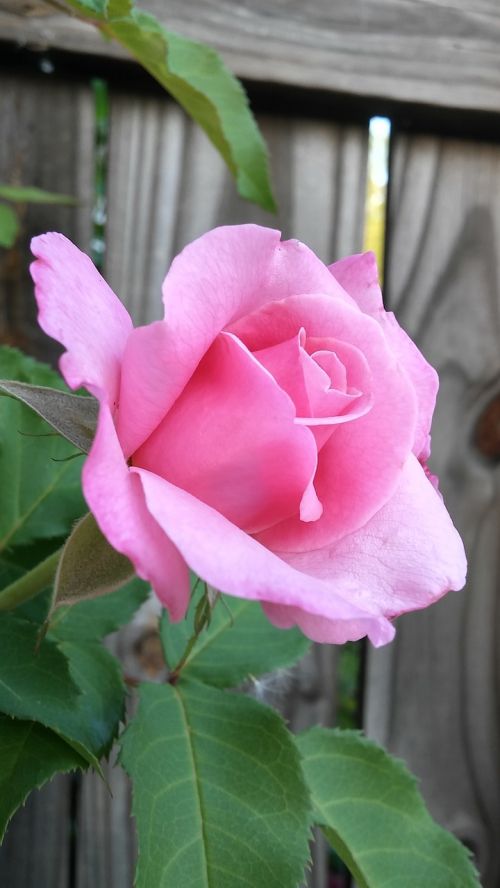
(0, 71, 94, 361)
(74, 616, 170, 888)
(1, 0, 500, 114)
(0, 69, 93, 882)
(75, 756, 136, 888)
(84, 104, 368, 887)
(364, 133, 500, 887)
(0, 774, 72, 887)
(104, 93, 368, 319)
(0, 74, 368, 887)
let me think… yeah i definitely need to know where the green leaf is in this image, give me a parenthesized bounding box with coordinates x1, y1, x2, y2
(161, 583, 310, 687)
(14, 586, 54, 624)
(0, 613, 96, 766)
(0, 348, 86, 551)
(49, 577, 149, 641)
(0, 185, 76, 205)
(0, 347, 65, 388)
(297, 728, 480, 888)
(0, 613, 124, 766)
(0, 552, 24, 591)
(0, 714, 87, 841)
(64, 0, 276, 212)
(1, 540, 63, 621)
(120, 680, 311, 888)
(0, 380, 98, 452)
(52, 512, 135, 609)
(0, 203, 18, 248)
(0, 548, 61, 613)
(55, 640, 125, 758)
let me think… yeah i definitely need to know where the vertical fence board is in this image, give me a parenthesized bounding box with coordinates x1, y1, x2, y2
(0, 774, 73, 887)
(104, 92, 368, 318)
(364, 133, 500, 887)
(74, 631, 143, 888)
(0, 70, 94, 888)
(75, 755, 137, 888)
(91, 96, 370, 888)
(0, 71, 94, 361)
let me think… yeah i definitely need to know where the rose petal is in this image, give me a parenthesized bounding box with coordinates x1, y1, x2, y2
(311, 349, 347, 391)
(163, 224, 350, 327)
(30, 233, 132, 405)
(118, 225, 353, 455)
(330, 251, 438, 461)
(116, 321, 173, 458)
(381, 315, 438, 462)
(133, 331, 320, 533)
(329, 252, 383, 315)
(83, 404, 190, 620)
(276, 454, 466, 621)
(253, 330, 312, 416)
(261, 602, 395, 646)
(301, 339, 373, 426)
(254, 332, 372, 429)
(252, 295, 417, 551)
(133, 466, 394, 646)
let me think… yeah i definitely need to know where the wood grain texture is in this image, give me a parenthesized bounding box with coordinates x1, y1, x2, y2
(75, 755, 136, 888)
(0, 71, 94, 361)
(1, 0, 500, 113)
(0, 71, 93, 888)
(0, 774, 72, 887)
(364, 133, 500, 887)
(0, 80, 366, 885)
(104, 92, 368, 320)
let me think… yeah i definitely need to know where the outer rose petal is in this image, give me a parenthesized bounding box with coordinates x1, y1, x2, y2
(261, 602, 394, 646)
(330, 251, 438, 461)
(118, 225, 354, 456)
(133, 332, 320, 533)
(329, 252, 383, 315)
(162, 224, 351, 324)
(379, 315, 438, 462)
(272, 454, 466, 636)
(133, 467, 395, 647)
(83, 404, 190, 620)
(30, 233, 132, 405)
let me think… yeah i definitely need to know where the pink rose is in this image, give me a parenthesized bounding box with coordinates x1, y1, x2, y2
(30, 225, 466, 646)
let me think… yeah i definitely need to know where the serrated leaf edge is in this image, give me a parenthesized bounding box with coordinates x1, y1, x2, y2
(298, 727, 480, 888)
(0, 718, 88, 843)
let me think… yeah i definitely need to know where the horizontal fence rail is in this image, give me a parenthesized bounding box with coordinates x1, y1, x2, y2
(1, 0, 500, 113)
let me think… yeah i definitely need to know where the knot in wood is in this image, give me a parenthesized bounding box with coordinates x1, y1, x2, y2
(474, 394, 500, 462)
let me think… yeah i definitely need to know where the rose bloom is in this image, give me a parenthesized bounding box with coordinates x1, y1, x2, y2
(31, 225, 466, 646)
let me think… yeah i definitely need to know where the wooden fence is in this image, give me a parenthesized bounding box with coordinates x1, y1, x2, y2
(1, 2, 500, 885)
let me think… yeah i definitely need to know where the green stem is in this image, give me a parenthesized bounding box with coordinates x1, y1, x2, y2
(168, 587, 219, 683)
(0, 549, 61, 612)
(168, 626, 204, 684)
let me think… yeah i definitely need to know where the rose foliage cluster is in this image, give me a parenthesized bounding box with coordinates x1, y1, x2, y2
(0, 226, 475, 887)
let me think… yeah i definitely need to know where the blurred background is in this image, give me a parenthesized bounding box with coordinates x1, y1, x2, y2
(1, 1, 500, 886)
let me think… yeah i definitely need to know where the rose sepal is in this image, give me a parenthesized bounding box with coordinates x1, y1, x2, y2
(0, 379, 97, 453)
